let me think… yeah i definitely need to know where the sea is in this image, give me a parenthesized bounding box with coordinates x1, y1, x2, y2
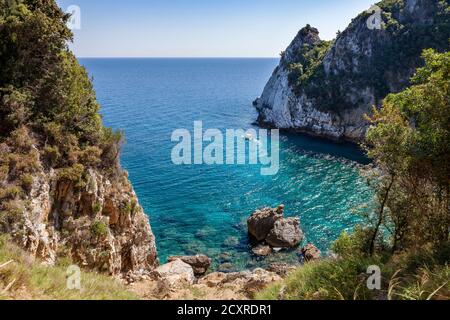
(80, 58, 374, 270)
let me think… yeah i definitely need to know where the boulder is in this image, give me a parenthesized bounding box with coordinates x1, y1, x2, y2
(154, 259, 195, 286)
(168, 254, 212, 276)
(265, 217, 303, 248)
(266, 263, 297, 277)
(301, 244, 321, 262)
(252, 245, 272, 257)
(247, 205, 284, 241)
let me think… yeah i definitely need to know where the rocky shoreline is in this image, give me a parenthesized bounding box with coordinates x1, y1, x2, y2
(127, 205, 323, 299)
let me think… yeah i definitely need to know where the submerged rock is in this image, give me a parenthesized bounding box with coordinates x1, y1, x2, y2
(252, 245, 272, 257)
(168, 254, 212, 276)
(265, 217, 303, 248)
(247, 205, 284, 241)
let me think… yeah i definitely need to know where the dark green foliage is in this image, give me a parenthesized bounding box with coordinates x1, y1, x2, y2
(366, 49, 450, 251)
(0, 1, 125, 234)
(0, 0, 123, 170)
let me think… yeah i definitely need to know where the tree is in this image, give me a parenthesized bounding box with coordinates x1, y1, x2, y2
(366, 49, 450, 252)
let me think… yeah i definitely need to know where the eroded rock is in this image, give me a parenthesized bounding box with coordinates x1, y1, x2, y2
(168, 254, 212, 276)
(247, 205, 284, 241)
(266, 217, 303, 248)
(301, 244, 322, 262)
(154, 259, 195, 287)
(252, 245, 272, 257)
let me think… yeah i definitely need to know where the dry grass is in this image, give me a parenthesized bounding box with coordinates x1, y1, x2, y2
(0, 236, 138, 300)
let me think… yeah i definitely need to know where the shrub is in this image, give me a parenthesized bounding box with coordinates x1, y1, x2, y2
(43, 145, 60, 166)
(77, 146, 102, 167)
(0, 186, 23, 200)
(57, 163, 85, 183)
(90, 220, 108, 237)
(20, 174, 33, 193)
(92, 203, 102, 215)
(256, 256, 381, 300)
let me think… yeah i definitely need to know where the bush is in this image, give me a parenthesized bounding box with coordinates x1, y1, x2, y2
(92, 203, 102, 215)
(57, 163, 85, 183)
(43, 145, 60, 166)
(0, 186, 23, 200)
(90, 220, 108, 237)
(256, 256, 381, 300)
(20, 174, 33, 193)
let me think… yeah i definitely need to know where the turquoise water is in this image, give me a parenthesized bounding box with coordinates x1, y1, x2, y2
(80, 58, 374, 270)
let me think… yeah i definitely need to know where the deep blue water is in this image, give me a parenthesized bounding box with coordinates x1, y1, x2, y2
(80, 58, 374, 270)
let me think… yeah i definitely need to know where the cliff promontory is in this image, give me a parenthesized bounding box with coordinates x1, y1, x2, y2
(254, 0, 450, 142)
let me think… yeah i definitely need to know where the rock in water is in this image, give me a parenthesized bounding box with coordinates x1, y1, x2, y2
(265, 218, 303, 248)
(247, 205, 284, 241)
(168, 255, 212, 276)
(301, 244, 322, 262)
(252, 245, 272, 257)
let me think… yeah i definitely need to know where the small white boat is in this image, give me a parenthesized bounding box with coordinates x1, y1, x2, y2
(244, 133, 254, 141)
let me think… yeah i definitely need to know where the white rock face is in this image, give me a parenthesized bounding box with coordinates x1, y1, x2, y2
(155, 259, 196, 286)
(255, 26, 373, 142)
(255, 1, 444, 142)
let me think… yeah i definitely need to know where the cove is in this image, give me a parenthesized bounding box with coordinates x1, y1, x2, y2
(80, 58, 375, 271)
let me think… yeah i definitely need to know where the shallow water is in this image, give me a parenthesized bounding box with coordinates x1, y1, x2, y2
(80, 58, 374, 271)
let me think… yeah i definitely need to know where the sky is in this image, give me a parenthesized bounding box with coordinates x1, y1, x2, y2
(56, 0, 377, 58)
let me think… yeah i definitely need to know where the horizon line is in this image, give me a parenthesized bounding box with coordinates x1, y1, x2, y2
(76, 56, 280, 59)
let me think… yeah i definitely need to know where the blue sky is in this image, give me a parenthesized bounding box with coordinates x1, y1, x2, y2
(56, 0, 377, 57)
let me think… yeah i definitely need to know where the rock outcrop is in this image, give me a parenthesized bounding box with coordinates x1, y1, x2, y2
(8, 163, 158, 280)
(300, 244, 322, 262)
(247, 205, 284, 241)
(254, 0, 450, 142)
(266, 218, 303, 248)
(154, 259, 196, 286)
(248, 205, 303, 249)
(252, 245, 273, 257)
(167, 255, 212, 276)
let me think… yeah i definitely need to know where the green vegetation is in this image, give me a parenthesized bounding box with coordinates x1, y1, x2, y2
(257, 49, 449, 300)
(365, 49, 450, 252)
(90, 220, 108, 237)
(0, 0, 124, 233)
(256, 242, 449, 300)
(0, 236, 137, 300)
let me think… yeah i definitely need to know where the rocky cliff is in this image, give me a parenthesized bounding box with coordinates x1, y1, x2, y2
(254, 0, 450, 142)
(0, 130, 158, 280)
(0, 0, 158, 280)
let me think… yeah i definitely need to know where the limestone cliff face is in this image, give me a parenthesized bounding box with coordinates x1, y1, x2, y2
(255, 0, 450, 142)
(9, 154, 158, 279)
